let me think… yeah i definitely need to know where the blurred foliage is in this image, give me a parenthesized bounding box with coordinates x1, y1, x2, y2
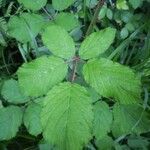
(0, 0, 150, 150)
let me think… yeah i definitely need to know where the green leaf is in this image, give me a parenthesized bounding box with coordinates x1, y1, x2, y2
(24, 103, 42, 136)
(83, 58, 141, 104)
(41, 82, 93, 150)
(115, 144, 130, 150)
(93, 101, 112, 139)
(79, 27, 116, 59)
(128, 136, 149, 149)
(86, 0, 98, 8)
(54, 12, 80, 31)
(96, 135, 114, 150)
(98, 5, 107, 19)
(17, 0, 47, 11)
(1, 79, 29, 104)
(17, 56, 68, 97)
(52, 0, 75, 10)
(86, 87, 100, 103)
(106, 9, 113, 20)
(112, 104, 150, 137)
(120, 27, 129, 39)
(8, 13, 44, 43)
(70, 27, 83, 42)
(0, 106, 23, 140)
(39, 143, 53, 150)
(121, 11, 133, 23)
(125, 23, 135, 32)
(117, 0, 129, 10)
(129, 0, 143, 9)
(42, 25, 75, 59)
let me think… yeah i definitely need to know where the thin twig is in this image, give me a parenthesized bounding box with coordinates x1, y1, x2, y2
(85, 0, 104, 36)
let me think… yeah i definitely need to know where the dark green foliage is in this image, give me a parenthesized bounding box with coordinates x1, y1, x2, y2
(0, 0, 150, 150)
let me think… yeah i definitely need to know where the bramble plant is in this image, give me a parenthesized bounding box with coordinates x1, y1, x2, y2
(0, 0, 150, 150)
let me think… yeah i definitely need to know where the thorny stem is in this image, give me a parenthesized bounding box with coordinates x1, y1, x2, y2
(66, 56, 80, 63)
(85, 0, 105, 36)
(70, 57, 80, 82)
(71, 0, 104, 82)
(71, 59, 78, 82)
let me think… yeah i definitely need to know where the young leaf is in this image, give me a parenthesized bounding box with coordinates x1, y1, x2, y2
(17, 0, 47, 11)
(0, 106, 23, 140)
(17, 56, 68, 97)
(41, 82, 93, 150)
(8, 13, 44, 43)
(54, 12, 80, 31)
(1, 79, 29, 104)
(117, 0, 129, 10)
(52, 0, 75, 11)
(112, 104, 150, 137)
(42, 25, 75, 59)
(93, 101, 112, 140)
(79, 27, 116, 59)
(24, 103, 42, 136)
(83, 58, 141, 104)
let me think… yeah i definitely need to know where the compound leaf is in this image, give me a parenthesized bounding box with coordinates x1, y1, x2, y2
(17, 56, 68, 97)
(1, 79, 29, 104)
(8, 13, 44, 43)
(42, 25, 75, 59)
(79, 27, 116, 59)
(17, 0, 47, 11)
(112, 104, 150, 137)
(54, 12, 80, 31)
(24, 103, 42, 136)
(0, 106, 23, 140)
(93, 101, 112, 139)
(83, 58, 141, 104)
(41, 82, 93, 150)
(52, 0, 75, 11)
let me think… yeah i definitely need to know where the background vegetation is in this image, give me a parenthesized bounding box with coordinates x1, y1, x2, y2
(0, 0, 150, 150)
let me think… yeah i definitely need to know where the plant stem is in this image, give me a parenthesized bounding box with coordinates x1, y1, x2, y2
(42, 7, 53, 20)
(83, 0, 87, 27)
(85, 0, 104, 36)
(18, 44, 27, 63)
(71, 58, 78, 82)
(69, 56, 81, 82)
